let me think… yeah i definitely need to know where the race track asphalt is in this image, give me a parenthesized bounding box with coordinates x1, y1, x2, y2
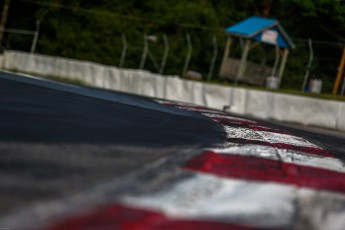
(1, 71, 345, 230)
(0, 71, 226, 216)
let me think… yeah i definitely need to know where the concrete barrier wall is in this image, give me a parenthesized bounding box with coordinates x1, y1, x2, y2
(3, 50, 345, 132)
(337, 103, 345, 131)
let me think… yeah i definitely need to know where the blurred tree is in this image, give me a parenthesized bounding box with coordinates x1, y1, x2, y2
(4, 0, 345, 91)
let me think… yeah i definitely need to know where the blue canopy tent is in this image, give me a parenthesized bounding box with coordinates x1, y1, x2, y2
(219, 16, 295, 86)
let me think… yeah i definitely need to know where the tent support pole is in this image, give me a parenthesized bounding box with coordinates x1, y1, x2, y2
(236, 39, 251, 84)
(278, 49, 289, 86)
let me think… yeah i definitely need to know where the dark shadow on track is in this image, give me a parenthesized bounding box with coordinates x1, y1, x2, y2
(0, 72, 227, 216)
(0, 72, 226, 146)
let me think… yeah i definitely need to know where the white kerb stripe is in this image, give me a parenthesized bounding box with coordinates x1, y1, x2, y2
(122, 172, 345, 230)
(224, 126, 318, 148)
(207, 145, 345, 173)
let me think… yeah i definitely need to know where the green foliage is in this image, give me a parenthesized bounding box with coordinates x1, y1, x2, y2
(4, 0, 345, 93)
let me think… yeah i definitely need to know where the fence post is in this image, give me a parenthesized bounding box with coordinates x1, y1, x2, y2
(0, 0, 10, 47)
(182, 33, 192, 77)
(139, 34, 148, 69)
(159, 34, 169, 75)
(30, 20, 40, 53)
(302, 38, 313, 92)
(207, 36, 218, 81)
(119, 33, 127, 68)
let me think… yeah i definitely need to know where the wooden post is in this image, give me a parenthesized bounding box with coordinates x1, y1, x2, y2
(219, 36, 232, 78)
(278, 49, 289, 84)
(220, 37, 231, 67)
(333, 47, 345, 95)
(341, 77, 345, 96)
(271, 45, 280, 76)
(222, 37, 231, 63)
(236, 39, 251, 84)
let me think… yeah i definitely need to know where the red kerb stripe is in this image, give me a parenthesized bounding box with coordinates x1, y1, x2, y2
(185, 151, 345, 194)
(45, 204, 264, 230)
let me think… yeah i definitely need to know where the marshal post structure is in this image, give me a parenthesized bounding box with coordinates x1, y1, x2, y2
(219, 16, 295, 86)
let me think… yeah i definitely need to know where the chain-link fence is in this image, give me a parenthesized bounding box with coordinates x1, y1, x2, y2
(0, 20, 39, 53)
(2, 22, 345, 97)
(284, 38, 345, 95)
(110, 33, 345, 96)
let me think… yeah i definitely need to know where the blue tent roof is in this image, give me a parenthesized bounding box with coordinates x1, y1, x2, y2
(226, 16, 295, 49)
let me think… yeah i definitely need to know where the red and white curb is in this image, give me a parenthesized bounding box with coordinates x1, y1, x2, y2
(4, 100, 345, 230)
(119, 100, 345, 230)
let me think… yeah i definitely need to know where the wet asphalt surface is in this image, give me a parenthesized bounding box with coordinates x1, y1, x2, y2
(0, 71, 345, 219)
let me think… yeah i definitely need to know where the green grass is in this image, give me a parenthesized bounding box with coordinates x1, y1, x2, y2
(205, 78, 345, 102)
(10, 68, 345, 102)
(43, 75, 87, 86)
(8, 69, 88, 86)
(267, 88, 345, 102)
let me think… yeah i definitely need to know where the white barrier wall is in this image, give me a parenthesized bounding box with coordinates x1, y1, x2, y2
(2, 50, 345, 132)
(337, 104, 345, 131)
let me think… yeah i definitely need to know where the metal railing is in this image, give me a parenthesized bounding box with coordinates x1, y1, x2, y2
(219, 57, 272, 85)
